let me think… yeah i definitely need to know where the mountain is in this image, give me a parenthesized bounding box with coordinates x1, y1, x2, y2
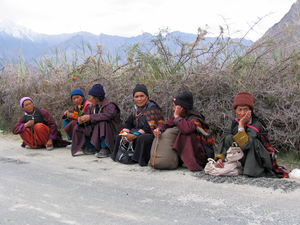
(253, 1, 300, 55)
(0, 19, 253, 66)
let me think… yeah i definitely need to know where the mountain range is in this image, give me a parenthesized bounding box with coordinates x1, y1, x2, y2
(0, 19, 253, 66)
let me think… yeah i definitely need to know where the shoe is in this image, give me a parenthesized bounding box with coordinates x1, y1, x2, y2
(95, 148, 110, 158)
(66, 144, 72, 149)
(83, 148, 96, 155)
(46, 146, 54, 151)
(25, 145, 32, 149)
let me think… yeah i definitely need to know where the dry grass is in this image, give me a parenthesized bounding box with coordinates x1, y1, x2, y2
(0, 27, 299, 155)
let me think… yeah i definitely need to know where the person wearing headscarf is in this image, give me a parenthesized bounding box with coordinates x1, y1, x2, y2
(71, 84, 123, 157)
(111, 84, 164, 166)
(153, 90, 214, 172)
(62, 89, 91, 142)
(12, 97, 70, 150)
(216, 91, 288, 178)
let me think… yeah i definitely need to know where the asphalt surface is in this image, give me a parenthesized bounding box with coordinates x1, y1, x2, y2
(1, 136, 300, 225)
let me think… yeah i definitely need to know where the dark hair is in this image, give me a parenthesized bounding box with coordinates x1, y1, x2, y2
(93, 95, 104, 102)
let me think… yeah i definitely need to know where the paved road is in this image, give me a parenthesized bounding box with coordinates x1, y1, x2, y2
(1, 136, 300, 225)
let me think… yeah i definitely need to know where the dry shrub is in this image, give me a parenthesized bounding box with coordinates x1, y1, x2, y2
(0, 28, 299, 154)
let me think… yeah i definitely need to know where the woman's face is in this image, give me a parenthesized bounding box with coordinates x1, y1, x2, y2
(89, 95, 97, 106)
(235, 105, 251, 120)
(23, 100, 34, 113)
(173, 102, 186, 117)
(72, 95, 84, 106)
(134, 92, 148, 108)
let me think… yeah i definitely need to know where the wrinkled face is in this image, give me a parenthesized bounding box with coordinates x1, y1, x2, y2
(172, 102, 176, 111)
(89, 95, 97, 106)
(72, 95, 84, 106)
(134, 92, 148, 108)
(173, 102, 186, 117)
(23, 100, 34, 113)
(235, 105, 250, 120)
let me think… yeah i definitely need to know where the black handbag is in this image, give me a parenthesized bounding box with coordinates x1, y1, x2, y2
(115, 137, 135, 164)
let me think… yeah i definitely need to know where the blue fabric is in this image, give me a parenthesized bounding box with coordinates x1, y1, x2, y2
(70, 89, 85, 99)
(84, 137, 107, 149)
(88, 84, 105, 97)
(133, 132, 141, 136)
(84, 138, 95, 150)
(101, 136, 108, 148)
(63, 120, 71, 140)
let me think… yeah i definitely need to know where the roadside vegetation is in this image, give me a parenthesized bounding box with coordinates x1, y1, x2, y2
(0, 26, 299, 168)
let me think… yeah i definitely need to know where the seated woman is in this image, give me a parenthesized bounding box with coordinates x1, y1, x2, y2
(62, 89, 91, 142)
(12, 97, 70, 150)
(216, 91, 281, 177)
(153, 90, 214, 172)
(111, 84, 164, 166)
(71, 84, 123, 157)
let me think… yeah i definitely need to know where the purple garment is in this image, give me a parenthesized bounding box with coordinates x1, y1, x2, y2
(71, 98, 122, 156)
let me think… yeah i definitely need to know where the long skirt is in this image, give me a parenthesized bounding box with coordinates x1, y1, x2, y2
(221, 134, 276, 177)
(63, 120, 77, 140)
(20, 123, 50, 149)
(71, 121, 116, 156)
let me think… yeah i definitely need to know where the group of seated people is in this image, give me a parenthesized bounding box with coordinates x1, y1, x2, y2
(12, 83, 287, 178)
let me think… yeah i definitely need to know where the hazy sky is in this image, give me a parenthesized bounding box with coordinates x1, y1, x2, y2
(0, 0, 297, 41)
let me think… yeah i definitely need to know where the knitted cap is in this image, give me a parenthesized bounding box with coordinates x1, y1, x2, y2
(20, 97, 33, 108)
(233, 91, 254, 109)
(173, 90, 194, 110)
(88, 84, 105, 97)
(133, 84, 148, 97)
(70, 89, 85, 99)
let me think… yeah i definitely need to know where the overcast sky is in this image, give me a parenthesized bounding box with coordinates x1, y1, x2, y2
(0, 0, 297, 41)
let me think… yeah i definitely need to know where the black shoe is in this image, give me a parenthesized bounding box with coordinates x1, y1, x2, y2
(95, 148, 110, 158)
(83, 148, 96, 155)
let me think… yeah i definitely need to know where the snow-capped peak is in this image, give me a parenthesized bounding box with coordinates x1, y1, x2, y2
(0, 19, 34, 41)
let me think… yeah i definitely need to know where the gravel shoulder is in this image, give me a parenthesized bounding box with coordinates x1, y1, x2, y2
(1, 134, 300, 225)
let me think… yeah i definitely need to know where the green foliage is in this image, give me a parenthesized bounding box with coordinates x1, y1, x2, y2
(277, 151, 300, 171)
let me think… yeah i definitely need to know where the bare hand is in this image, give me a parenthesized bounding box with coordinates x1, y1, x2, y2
(78, 115, 90, 124)
(122, 133, 137, 143)
(239, 110, 251, 127)
(64, 110, 70, 117)
(46, 139, 53, 148)
(215, 159, 224, 168)
(174, 105, 184, 118)
(153, 128, 161, 138)
(25, 120, 34, 128)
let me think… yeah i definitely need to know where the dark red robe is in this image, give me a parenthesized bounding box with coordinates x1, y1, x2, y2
(71, 97, 123, 156)
(12, 108, 70, 148)
(157, 115, 208, 171)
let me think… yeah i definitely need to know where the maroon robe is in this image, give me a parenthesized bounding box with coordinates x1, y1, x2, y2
(71, 97, 123, 156)
(157, 115, 208, 171)
(12, 108, 70, 148)
(62, 100, 91, 140)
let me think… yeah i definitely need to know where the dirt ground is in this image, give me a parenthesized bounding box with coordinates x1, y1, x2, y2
(1, 134, 300, 224)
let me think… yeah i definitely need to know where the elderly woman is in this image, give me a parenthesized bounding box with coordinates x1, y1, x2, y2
(111, 84, 164, 166)
(12, 97, 70, 150)
(62, 89, 91, 142)
(216, 91, 286, 178)
(71, 84, 123, 157)
(153, 90, 214, 171)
